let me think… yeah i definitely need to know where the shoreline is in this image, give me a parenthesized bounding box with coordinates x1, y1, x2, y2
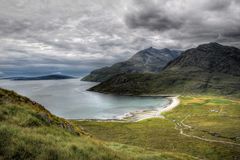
(75, 96, 180, 122)
(124, 96, 180, 122)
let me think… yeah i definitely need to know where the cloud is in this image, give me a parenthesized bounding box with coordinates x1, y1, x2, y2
(125, 10, 182, 31)
(125, 0, 240, 48)
(0, 0, 239, 76)
(125, 0, 183, 31)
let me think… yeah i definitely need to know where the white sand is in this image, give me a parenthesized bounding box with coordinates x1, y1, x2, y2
(158, 96, 180, 114)
(78, 96, 180, 122)
(122, 96, 180, 122)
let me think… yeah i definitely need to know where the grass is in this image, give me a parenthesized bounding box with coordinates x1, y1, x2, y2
(77, 96, 240, 160)
(0, 88, 126, 160)
(0, 88, 198, 160)
(89, 71, 240, 98)
(164, 96, 240, 143)
(1, 88, 239, 159)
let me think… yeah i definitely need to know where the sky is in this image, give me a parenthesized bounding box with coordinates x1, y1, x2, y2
(0, 0, 240, 76)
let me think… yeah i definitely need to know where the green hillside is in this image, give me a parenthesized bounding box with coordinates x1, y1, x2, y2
(0, 88, 197, 160)
(89, 70, 240, 97)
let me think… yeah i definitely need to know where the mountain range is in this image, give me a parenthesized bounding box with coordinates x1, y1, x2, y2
(89, 42, 240, 97)
(82, 47, 181, 82)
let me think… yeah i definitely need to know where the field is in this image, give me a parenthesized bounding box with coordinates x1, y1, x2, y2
(77, 96, 240, 160)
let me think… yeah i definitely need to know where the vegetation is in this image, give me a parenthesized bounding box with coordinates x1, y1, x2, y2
(89, 71, 240, 97)
(77, 96, 240, 160)
(0, 88, 198, 160)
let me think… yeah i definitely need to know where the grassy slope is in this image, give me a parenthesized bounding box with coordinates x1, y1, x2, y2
(89, 71, 240, 98)
(77, 96, 240, 160)
(0, 88, 196, 160)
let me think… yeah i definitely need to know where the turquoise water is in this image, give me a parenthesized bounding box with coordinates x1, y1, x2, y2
(0, 79, 169, 119)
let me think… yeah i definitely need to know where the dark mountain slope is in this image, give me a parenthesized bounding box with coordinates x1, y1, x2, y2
(82, 47, 180, 82)
(165, 42, 240, 75)
(89, 43, 240, 97)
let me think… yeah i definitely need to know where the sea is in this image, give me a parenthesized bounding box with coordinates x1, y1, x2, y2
(0, 78, 169, 119)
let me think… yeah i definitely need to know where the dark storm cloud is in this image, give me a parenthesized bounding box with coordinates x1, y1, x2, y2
(125, 0, 240, 48)
(125, 0, 183, 31)
(125, 9, 182, 31)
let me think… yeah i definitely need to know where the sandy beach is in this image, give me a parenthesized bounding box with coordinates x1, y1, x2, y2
(121, 96, 180, 122)
(76, 96, 180, 122)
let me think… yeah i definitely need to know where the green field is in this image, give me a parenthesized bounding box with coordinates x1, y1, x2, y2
(77, 96, 240, 160)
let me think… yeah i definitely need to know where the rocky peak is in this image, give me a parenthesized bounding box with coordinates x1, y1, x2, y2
(165, 43, 240, 76)
(82, 47, 181, 82)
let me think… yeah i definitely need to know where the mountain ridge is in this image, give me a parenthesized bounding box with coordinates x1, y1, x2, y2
(165, 42, 240, 75)
(82, 47, 181, 82)
(89, 42, 240, 97)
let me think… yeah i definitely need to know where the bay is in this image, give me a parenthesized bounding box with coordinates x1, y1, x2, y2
(0, 78, 169, 119)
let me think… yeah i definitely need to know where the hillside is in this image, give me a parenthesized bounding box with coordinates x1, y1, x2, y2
(0, 88, 198, 160)
(89, 43, 240, 97)
(82, 47, 180, 82)
(166, 42, 240, 75)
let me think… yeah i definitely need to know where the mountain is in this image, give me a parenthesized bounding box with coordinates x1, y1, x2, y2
(89, 43, 240, 97)
(82, 47, 181, 82)
(3, 74, 76, 81)
(165, 42, 240, 75)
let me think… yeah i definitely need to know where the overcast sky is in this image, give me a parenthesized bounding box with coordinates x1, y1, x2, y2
(0, 0, 240, 76)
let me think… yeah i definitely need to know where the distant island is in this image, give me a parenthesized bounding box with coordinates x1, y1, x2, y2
(3, 74, 76, 81)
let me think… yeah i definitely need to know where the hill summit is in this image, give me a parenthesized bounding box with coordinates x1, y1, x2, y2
(165, 42, 240, 75)
(82, 47, 181, 82)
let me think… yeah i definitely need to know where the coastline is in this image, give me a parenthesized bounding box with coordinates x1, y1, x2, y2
(124, 96, 180, 122)
(76, 96, 180, 122)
